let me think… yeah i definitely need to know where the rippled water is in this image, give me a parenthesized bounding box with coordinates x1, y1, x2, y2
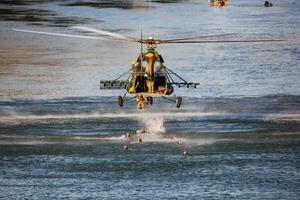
(0, 0, 300, 199)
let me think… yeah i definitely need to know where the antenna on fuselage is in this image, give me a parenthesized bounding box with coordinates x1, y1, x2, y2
(140, 29, 143, 54)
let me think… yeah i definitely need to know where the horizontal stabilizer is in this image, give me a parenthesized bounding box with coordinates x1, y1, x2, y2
(100, 80, 128, 89)
(171, 82, 200, 88)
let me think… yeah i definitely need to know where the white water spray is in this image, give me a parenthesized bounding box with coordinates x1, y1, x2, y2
(142, 115, 166, 134)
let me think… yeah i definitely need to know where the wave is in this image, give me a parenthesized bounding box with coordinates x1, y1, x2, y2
(264, 113, 300, 123)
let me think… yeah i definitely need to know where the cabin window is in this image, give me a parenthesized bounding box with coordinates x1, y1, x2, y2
(154, 61, 162, 72)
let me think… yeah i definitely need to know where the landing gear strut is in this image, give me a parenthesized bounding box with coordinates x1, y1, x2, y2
(176, 96, 182, 108)
(147, 97, 153, 105)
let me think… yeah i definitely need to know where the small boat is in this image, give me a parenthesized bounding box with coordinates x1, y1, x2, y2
(210, 0, 228, 6)
(264, 1, 273, 7)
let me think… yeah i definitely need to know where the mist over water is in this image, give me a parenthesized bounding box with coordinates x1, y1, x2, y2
(0, 0, 300, 199)
(0, 95, 299, 140)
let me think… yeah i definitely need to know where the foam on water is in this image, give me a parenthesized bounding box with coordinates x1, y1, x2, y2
(140, 114, 166, 134)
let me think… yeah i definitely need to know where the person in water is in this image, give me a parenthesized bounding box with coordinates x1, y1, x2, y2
(125, 132, 131, 138)
(136, 138, 143, 144)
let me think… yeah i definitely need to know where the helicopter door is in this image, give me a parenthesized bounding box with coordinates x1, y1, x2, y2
(135, 76, 147, 93)
(155, 76, 166, 93)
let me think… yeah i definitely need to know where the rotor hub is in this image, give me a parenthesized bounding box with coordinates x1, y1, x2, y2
(146, 36, 156, 49)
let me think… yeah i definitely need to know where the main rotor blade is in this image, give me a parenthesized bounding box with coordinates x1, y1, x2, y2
(13, 28, 104, 40)
(160, 33, 238, 43)
(72, 26, 139, 42)
(163, 39, 285, 44)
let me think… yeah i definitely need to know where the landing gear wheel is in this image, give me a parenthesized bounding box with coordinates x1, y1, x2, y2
(176, 96, 182, 108)
(118, 96, 123, 107)
(147, 97, 153, 105)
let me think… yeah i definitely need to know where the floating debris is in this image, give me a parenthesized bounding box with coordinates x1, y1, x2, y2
(182, 150, 188, 156)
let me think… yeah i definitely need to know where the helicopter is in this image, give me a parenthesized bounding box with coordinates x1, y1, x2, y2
(13, 26, 283, 109)
(99, 33, 202, 110)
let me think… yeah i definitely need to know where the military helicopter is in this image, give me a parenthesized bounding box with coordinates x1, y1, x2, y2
(14, 26, 283, 109)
